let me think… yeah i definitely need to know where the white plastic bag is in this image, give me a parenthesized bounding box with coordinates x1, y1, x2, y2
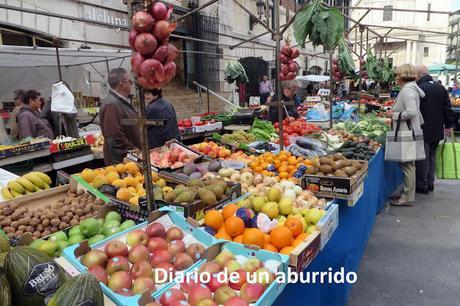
(51, 82, 77, 114)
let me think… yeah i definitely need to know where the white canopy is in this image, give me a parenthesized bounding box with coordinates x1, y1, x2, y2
(295, 75, 330, 83)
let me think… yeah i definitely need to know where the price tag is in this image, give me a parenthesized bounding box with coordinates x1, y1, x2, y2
(57, 138, 87, 152)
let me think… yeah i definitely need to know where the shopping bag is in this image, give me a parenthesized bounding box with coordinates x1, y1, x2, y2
(435, 135, 460, 179)
(385, 113, 426, 162)
(51, 82, 77, 114)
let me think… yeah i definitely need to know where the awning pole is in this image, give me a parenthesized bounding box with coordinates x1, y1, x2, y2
(55, 45, 63, 81)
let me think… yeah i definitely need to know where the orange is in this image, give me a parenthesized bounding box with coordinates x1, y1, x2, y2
(255, 166, 263, 173)
(264, 234, 271, 245)
(123, 176, 137, 187)
(81, 169, 96, 183)
(204, 210, 224, 230)
(263, 244, 278, 252)
(296, 233, 309, 240)
(125, 161, 140, 175)
(112, 179, 127, 188)
(279, 172, 289, 179)
(233, 235, 243, 244)
(224, 216, 245, 238)
(242, 228, 265, 247)
(215, 232, 232, 241)
(217, 226, 227, 234)
(222, 203, 238, 220)
(261, 170, 270, 176)
(105, 165, 116, 173)
(303, 160, 313, 166)
(288, 156, 297, 165)
(270, 226, 293, 250)
(285, 218, 304, 237)
(116, 188, 131, 202)
(105, 171, 120, 184)
(292, 239, 304, 248)
(278, 166, 288, 173)
(287, 165, 296, 172)
(115, 163, 127, 174)
(280, 246, 294, 255)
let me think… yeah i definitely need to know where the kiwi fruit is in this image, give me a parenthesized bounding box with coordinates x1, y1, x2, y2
(334, 170, 348, 178)
(319, 165, 333, 174)
(317, 172, 325, 176)
(351, 160, 362, 170)
(332, 153, 345, 161)
(319, 157, 333, 165)
(343, 166, 358, 177)
(341, 160, 353, 167)
(330, 161, 339, 171)
(306, 167, 319, 175)
(312, 161, 321, 169)
(326, 173, 335, 177)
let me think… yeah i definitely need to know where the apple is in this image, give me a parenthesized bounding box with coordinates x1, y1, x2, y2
(159, 288, 186, 306)
(240, 283, 265, 303)
(223, 259, 241, 275)
(105, 211, 122, 223)
(106, 256, 130, 275)
(169, 301, 191, 306)
(69, 225, 82, 237)
(223, 297, 249, 306)
(173, 253, 194, 271)
(68, 234, 86, 245)
(102, 226, 121, 237)
(103, 219, 120, 229)
(88, 234, 106, 246)
(150, 249, 172, 267)
(165, 227, 184, 242)
(49, 231, 67, 242)
(147, 237, 168, 253)
(180, 275, 200, 294)
(116, 288, 134, 296)
(186, 243, 205, 262)
(242, 258, 262, 273)
(36, 240, 58, 257)
(126, 230, 149, 247)
(214, 250, 234, 267)
(253, 268, 275, 287)
(120, 220, 136, 231)
(198, 262, 221, 275)
(128, 245, 150, 264)
(56, 241, 68, 254)
(146, 222, 166, 238)
(80, 218, 101, 237)
(130, 260, 153, 279)
(105, 241, 129, 258)
(197, 300, 217, 306)
(132, 276, 156, 295)
(145, 303, 162, 306)
(89, 266, 108, 285)
(229, 269, 247, 290)
(81, 250, 108, 268)
(207, 274, 226, 292)
(154, 262, 175, 284)
(214, 286, 237, 305)
(168, 240, 186, 256)
(108, 271, 132, 292)
(188, 283, 212, 306)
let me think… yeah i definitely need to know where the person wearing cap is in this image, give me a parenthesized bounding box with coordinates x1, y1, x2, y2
(6, 89, 26, 140)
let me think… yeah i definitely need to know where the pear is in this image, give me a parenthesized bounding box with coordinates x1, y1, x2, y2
(251, 196, 266, 212)
(198, 188, 217, 206)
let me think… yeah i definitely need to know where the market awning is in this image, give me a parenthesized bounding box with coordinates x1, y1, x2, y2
(428, 64, 457, 74)
(295, 75, 330, 83)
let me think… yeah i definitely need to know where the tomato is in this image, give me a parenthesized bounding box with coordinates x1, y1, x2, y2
(284, 139, 290, 146)
(184, 119, 192, 127)
(178, 120, 183, 127)
(274, 122, 280, 128)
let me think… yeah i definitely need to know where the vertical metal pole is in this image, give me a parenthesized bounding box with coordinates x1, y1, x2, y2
(358, 26, 364, 113)
(105, 58, 110, 73)
(329, 52, 334, 129)
(274, 0, 283, 151)
(55, 46, 63, 81)
(456, 23, 459, 82)
(207, 87, 210, 114)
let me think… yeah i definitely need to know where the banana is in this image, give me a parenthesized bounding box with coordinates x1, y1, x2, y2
(7, 180, 25, 194)
(16, 177, 36, 192)
(1, 187, 14, 200)
(31, 172, 52, 185)
(11, 189, 22, 198)
(24, 190, 33, 194)
(43, 183, 50, 190)
(23, 173, 46, 189)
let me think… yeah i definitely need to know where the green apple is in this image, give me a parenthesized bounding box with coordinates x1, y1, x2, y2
(120, 220, 136, 231)
(80, 218, 101, 237)
(261, 202, 279, 219)
(251, 196, 266, 212)
(105, 211, 121, 223)
(56, 241, 69, 253)
(278, 197, 293, 215)
(36, 240, 58, 257)
(276, 215, 287, 226)
(103, 226, 121, 237)
(88, 234, 106, 245)
(68, 234, 86, 245)
(267, 187, 282, 202)
(29, 239, 45, 249)
(103, 219, 121, 229)
(306, 225, 316, 234)
(237, 199, 252, 209)
(96, 218, 105, 226)
(49, 231, 68, 242)
(305, 208, 323, 225)
(69, 225, 82, 237)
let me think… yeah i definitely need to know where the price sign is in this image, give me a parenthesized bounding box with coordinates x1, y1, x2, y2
(57, 138, 87, 152)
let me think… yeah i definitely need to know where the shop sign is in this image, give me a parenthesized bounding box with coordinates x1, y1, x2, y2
(82, 4, 129, 27)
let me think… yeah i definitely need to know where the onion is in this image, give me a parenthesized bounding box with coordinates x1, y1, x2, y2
(279, 53, 289, 64)
(153, 44, 169, 63)
(166, 44, 178, 61)
(281, 64, 290, 75)
(129, 29, 138, 50)
(152, 2, 168, 21)
(289, 61, 298, 72)
(138, 76, 161, 89)
(140, 58, 165, 81)
(281, 45, 291, 56)
(286, 72, 296, 80)
(334, 71, 342, 78)
(153, 20, 176, 42)
(332, 63, 338, 71)
(131, 52, 145, 75)
(332, 57, 339, 65)
(291, 48, 300, 59)
(359, 57, 366, 65)
(279, 72, 286, 81)
(163, 61, 176, 81)
(132, 11, 154, 32)
(135, 33, 158, 55)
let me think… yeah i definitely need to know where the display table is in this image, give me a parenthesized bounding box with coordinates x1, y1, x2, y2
(274, 149, 402, 306)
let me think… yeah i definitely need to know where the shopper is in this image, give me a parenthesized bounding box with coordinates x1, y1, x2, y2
(388, 64, 426, 206)
(415, 65, 454, 193)
(146, 89, 181, 149)
(267, 82, 300, 123)
(259, 75, 273, 105)
(17, 90, 54, 140)
(6, 89, 26, 140)
(100, 68, 140, 165)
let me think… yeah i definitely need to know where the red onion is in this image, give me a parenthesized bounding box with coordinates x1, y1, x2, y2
(131, 52, 145, 75)
(163, 61, 176, 81)
(281, 64, 290, 75)
(279, 72, 286, 81)
(332, 63, 338, 71)
(132, 11, 154, 32)
(281, 45, 291, 56)
(286, 72, 296, 80)
(153, 44, 169, 63)
(279, 53, 290, 64)
(291, 48, 300, 59)
(138, 76, 161, 89)
(359, 57, 366, 65)
(332, 57, 339, 65)
(334, 71, 342, 78)
(289, 61, 298, 72)
(153, 20, 176, 42)
(140, 58, 165, 81)
(135, 33, 158, 55)
(129, 29, 138, 50)
(152, 2, 168, 21)
(166, 44, 178, 62)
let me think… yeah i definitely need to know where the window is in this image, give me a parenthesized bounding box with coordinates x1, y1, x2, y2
(424, 47, 429, 57)
(427, 3, 431, 21)
(383, 5, 393, 21)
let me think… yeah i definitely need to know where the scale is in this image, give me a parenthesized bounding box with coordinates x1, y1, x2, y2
(231, 108, 262, 124)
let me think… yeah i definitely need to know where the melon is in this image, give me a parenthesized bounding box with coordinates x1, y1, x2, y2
(5, 246, 66, 306)
(0, 267, 12, 306)
(47, 273, 103, 306)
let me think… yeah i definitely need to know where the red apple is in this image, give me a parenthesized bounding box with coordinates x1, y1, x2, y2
(165, 227, 184, 242)
(168, 240, 186, 256)
(198, 262, 221, 275)
(108, 271, 132, 292)
(169, 301, 191, 306)
(145, 303, 162, 306)
(128, 245, 150, 264)
(207, 274, 226, 292)
(126, 230, 149, 247)
(242, 258, 262, 273)
(197, 300, 218, 306)
(214, 286, 237, 305)
(146, 222, 166, 238)
(229, 269, 247, 290)
(147, 237, 168, 253)
(131, 260, 153, 279)
(223, 296, 249, 306)
(116, 288, 134, 296)
(173, 253, 194, 271)
(150, 249, 172, 267)
(253, 268, 275, 287)
(88, 266, 108, 285)
(154, 262, 176, 284)
(105, 240, 129, 258)
(106, 256, 130, 275)
(180, 275, 200, 294)
(132, 276, 156, 295)
(240, 283, 266, 303)
(186, 243, 205, 262)
(188, 283, 212, 306)
(81, 250, 108, 268)
(159, 288, 186, 306)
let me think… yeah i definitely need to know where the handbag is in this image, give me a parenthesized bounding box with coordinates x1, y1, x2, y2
(384, 112, 426, 162)
(435, 135, 460, 179)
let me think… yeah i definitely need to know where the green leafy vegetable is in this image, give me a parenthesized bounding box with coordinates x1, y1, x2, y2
(338, 38, 356, 77)
(224, 60, 249, 84)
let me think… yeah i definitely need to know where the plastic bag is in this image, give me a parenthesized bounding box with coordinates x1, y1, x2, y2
(51, 82, 77, 114)
(307, 103, 328, 120)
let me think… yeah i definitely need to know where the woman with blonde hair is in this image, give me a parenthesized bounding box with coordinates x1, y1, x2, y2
(386, 63, 426, 206)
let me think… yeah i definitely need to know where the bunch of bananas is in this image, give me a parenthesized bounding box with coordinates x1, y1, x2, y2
(1, 172, 52, 200)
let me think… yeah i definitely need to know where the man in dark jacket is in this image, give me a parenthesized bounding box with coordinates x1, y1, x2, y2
(146, 89, 180, 148)
(100, 68, 141, 165)
(415, 65, 454, 193)
(17, 90, 54, 140)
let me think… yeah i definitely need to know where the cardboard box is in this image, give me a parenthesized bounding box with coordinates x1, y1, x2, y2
(0, 139, 50, 159)
(288, 230, 321, 272)
(315, 204, 339, 250)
